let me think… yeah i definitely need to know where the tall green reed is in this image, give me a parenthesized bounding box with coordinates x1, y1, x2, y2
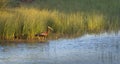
(0, 8, 119, 40)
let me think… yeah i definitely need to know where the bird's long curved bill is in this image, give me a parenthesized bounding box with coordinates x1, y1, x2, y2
(48, 26, 54, 31)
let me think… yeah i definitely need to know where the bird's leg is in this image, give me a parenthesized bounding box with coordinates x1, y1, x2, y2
(39, 36, 42, 41)
(43, 36, 45, 41)
(38, 36, 40, 40)
(44, 36, 46, 40)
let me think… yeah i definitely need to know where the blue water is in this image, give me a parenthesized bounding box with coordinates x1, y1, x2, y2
(0, 32, 120, 64)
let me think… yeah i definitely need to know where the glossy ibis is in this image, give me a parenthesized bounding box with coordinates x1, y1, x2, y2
(35, 26, 53, 40)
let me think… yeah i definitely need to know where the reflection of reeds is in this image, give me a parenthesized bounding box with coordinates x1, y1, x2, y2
(0, 8, 120, 40)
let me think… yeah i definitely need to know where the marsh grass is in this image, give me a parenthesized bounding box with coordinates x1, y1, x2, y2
(0, 7, 119, 40)
(0, 0, 120, 40)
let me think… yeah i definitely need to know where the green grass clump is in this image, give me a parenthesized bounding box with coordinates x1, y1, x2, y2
(0, 8, 119, 40)
(0, 0, 120, 40)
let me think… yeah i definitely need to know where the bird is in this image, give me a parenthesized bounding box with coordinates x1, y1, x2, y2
(35, 26, 53, 40)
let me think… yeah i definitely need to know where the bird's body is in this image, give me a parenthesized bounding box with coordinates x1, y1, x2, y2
(35, 26, 53, 40)
(35, 32, 48, 37)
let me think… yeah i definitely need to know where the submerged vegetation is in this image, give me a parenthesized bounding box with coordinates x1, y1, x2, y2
(0, 0, 120, 40)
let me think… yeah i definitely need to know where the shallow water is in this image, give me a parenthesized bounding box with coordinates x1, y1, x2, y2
(0, 32, 120, 64)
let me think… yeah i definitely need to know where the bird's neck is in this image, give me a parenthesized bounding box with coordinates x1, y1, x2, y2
(46, 28, 50, 34)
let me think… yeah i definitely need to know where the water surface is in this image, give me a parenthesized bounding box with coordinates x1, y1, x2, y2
(0, 32, 120, 64)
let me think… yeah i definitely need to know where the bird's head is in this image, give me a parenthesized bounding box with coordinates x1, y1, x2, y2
(47, 26, 54, 31)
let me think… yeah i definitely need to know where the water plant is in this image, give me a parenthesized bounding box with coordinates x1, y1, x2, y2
(0, 0, 120, 40)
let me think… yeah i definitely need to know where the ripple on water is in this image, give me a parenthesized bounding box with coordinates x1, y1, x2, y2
(0, 32, 120, 64)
